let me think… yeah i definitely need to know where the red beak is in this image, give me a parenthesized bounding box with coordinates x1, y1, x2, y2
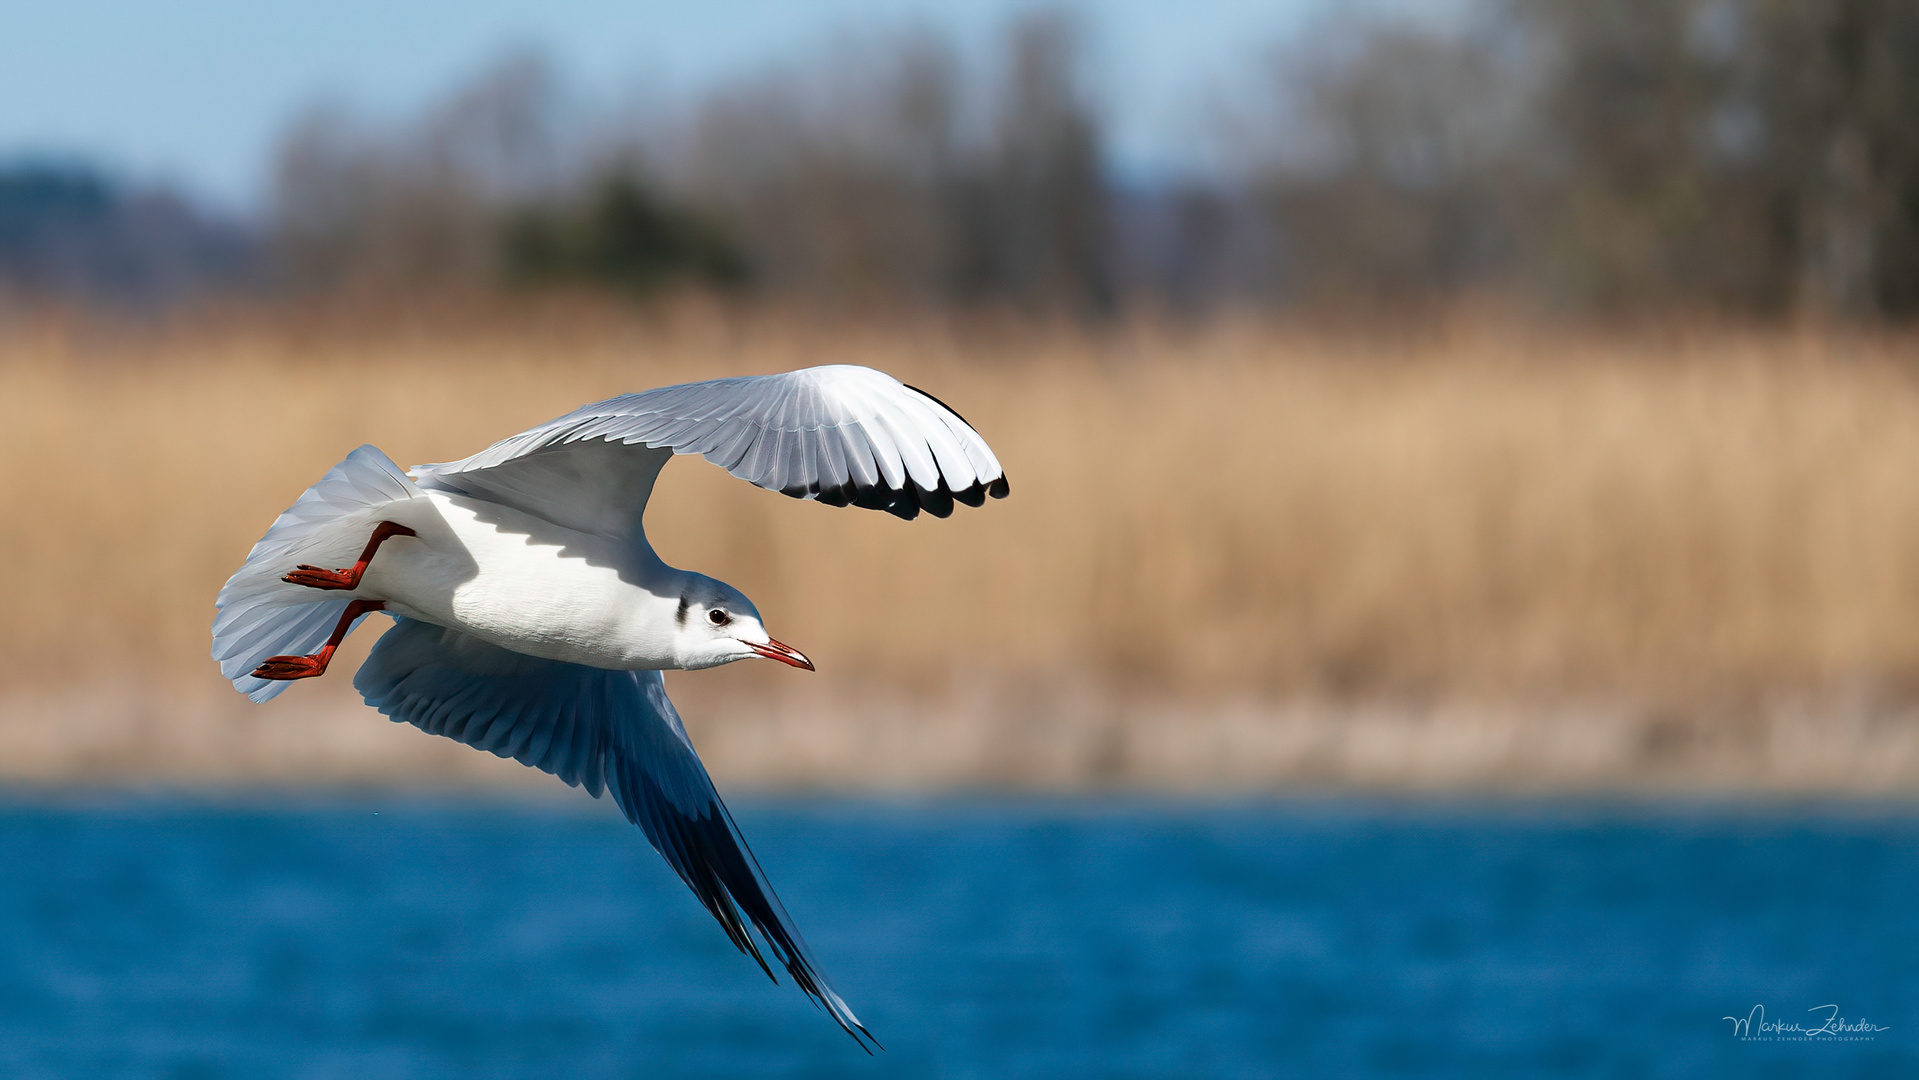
(748, 637, 815, 671)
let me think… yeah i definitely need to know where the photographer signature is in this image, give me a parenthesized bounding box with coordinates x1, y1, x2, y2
(1724, 1004, 1889, 1041)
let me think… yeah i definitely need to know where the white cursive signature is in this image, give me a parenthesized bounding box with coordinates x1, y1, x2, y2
(1724, 1004, 1890, 1040)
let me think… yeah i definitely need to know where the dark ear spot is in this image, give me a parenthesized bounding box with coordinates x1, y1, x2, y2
(676, 594, 690, 628)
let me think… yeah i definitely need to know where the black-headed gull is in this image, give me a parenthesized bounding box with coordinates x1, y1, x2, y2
(211, 365, 1008, 1048)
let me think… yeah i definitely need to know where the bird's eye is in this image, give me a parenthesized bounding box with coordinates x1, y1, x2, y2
(708, 609, 730, 626)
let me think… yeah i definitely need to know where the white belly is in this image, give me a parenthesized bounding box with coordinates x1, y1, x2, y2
(354, 490, 675, 669)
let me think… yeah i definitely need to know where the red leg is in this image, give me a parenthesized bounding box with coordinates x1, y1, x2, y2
(251, 600, 386, 681)
(284, 520, 416, 591)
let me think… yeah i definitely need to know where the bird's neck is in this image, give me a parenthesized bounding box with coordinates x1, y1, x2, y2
(617, 537, 707, 668)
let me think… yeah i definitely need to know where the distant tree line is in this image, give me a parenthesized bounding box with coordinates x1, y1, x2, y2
(267, 13, 1118, 317)
(1239, 0, 1919, 321)
(0, 162, 251, 306)
(13, 2, 1919, 322)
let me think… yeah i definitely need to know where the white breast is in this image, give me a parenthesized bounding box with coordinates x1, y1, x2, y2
(358, 489, 680, 670)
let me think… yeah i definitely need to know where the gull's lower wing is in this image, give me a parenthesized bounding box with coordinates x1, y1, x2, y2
(410, 365, 1008, 535)
(354, 617, 878, 1051)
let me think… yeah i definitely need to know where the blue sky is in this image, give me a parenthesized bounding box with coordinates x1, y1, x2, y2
(0, 0, 1435, 211)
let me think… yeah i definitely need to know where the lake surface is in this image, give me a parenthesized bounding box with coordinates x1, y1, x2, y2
(0, 796, 1909, 1078)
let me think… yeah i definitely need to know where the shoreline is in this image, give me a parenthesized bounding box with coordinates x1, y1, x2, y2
(6, 685, 1916, 796)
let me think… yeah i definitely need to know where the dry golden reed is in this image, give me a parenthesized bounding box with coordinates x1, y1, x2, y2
(6, 311, 1919, 708)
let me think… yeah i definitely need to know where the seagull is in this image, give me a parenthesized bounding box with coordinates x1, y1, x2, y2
(210, 365, 1007, 1050)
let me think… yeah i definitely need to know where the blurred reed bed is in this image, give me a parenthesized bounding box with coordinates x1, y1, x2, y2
(6, 310, 1919, 709)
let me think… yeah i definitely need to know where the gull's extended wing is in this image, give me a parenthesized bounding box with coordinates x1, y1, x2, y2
(354, 617, 878, 1050)
(410, 365, 1008, 538)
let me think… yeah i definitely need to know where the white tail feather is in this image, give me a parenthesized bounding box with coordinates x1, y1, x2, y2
(212, 445, 419, 701)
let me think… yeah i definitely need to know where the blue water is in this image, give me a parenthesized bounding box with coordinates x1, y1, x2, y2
(0, 798, 1910, 1078)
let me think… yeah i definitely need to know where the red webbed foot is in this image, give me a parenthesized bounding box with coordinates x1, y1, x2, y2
(283, 565, 356, 590)
(281, 521, 416, 592)
(251, 654, 330, 680)
(248, 599, 387, 683)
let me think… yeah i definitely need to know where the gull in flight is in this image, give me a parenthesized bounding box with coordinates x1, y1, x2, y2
(210, 365, 1007, 1050)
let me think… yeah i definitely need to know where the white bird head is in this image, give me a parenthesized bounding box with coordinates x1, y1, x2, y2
(673, 574, 814, 672)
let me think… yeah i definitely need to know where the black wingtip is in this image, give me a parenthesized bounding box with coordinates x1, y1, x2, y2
(833, 475, 1010, 519)
(917, 480, 956, 519)
(694, 791, 881, 1053)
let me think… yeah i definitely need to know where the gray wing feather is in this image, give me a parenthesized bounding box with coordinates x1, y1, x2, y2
(354, 618, 878, 1050)
(411, 365, 1008, 534)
